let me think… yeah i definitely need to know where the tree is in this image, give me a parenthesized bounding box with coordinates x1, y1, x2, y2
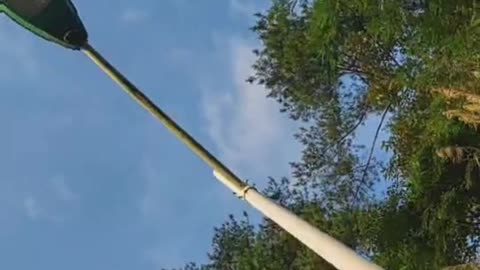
(171, 1, 480, 269)
(248, 1, 480, 266)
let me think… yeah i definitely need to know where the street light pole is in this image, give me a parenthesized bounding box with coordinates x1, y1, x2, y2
(81, 43, 246, 195)
(81, 43, 383, 270)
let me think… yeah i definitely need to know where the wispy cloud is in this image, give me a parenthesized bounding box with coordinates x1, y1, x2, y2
(21, 175, 77, 221)
(138, 162, 168, 218)
(23, 197, 41, 220)
(137, 157, 215, 269)
(121, 8, 149, 23)
(51, 175, 77, 202)
(22, 193, 66, 223)
(166, 47, 194, 68)
(202, 37, 299, 182)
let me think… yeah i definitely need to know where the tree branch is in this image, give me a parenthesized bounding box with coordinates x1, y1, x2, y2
(352, 103, 391, 204)
(321, 111, 367, 155)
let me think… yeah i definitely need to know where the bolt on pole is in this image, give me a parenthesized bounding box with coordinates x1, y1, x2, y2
(81, 43, 384, 270)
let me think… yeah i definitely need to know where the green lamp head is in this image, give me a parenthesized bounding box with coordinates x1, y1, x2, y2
(0, 0, 88, 50)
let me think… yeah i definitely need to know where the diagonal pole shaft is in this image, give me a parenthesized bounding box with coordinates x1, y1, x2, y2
(81, 43, 246, 193)
(81, 42, 384, 270)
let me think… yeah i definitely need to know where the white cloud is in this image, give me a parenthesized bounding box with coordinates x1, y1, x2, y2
(51, 175, 77, 202)
(166, 47, 194, 67)
(23, 195, 65, 223)
(138, 158, 185, 220)
(11, 175, 77, 222)
(139, 163, 164, 217)
(121, 8, 149, 23)
(202, 37, 299, 181)
(24, 197, 41, 220)
(137, 158, 213, 269)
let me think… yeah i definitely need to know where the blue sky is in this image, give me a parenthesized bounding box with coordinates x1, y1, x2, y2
(0, 0, 305, 269)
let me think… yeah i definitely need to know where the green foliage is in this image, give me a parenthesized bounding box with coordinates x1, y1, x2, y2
(172, 1, 480, 269)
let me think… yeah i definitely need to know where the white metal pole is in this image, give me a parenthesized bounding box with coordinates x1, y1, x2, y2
(214, 170, 384, 270)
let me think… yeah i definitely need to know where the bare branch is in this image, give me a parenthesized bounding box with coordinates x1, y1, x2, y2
(353, 103, 391, 204)
(321, 111, 367, 155)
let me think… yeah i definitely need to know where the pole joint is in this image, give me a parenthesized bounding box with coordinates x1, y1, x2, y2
(238, 185, 256, 200)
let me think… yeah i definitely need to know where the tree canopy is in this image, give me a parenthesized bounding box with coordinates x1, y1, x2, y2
(170, 1, 480, 269)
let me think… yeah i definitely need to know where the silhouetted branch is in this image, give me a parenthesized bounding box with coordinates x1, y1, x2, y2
(353, 103, 391, 203)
